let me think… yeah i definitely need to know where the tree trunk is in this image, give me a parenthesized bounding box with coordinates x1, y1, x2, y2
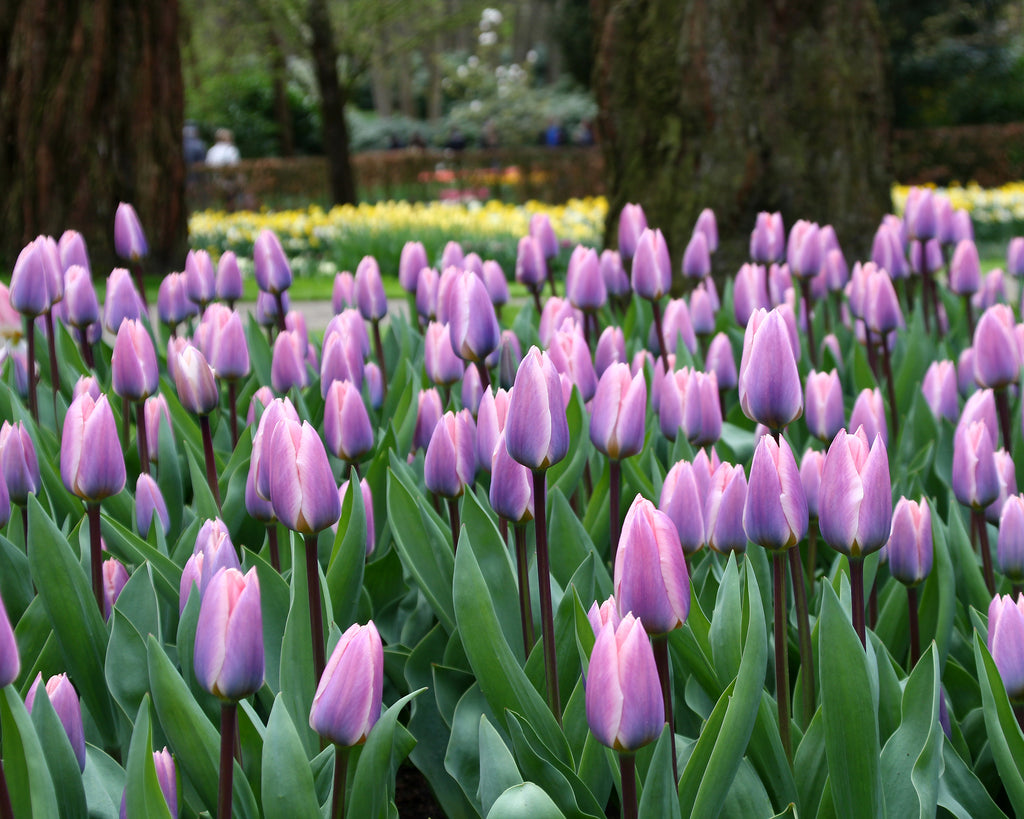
(270, 33, 295, 157)
(592, 0, 891, 280)
(0, 0, 187, 273)
(309, 0, 357, 204)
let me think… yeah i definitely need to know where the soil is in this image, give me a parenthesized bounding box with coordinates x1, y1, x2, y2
(395, 764, 446, 818)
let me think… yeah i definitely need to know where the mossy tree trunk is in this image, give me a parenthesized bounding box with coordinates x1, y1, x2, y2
(0, 0, 187, 272)
(592, 0, 892, 279)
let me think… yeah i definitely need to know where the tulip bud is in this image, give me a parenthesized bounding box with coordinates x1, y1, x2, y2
(952, 420, 999, 511)
(424, 321, 465, 387)
(999, 496, 1024, 582)
(681, 230, 711, 280)
(651, 298, 697, 356)
(399, 241, 428, 293)
(973, 304, 1020, 389)
(1, 421, 40, 505)
(800, 449, 825, 519)
(103, 268, 144, 333)
(448, 270, 500, 363)
(440, 241, 464, 271)
(734, 263, 770, 326)
(136, 473, 170, 537)
(184, 249, 216, 307)
(102, 557, 130, 622)
(738, 308, 803, 430)
(886, 498, 932, 586)
(309, 622, 383, 746)
(614, 495, 690, 635)
(617, 203, 647, 261)
(631, 228, 672, 301)
(566, 246, 606, 312)
(547, 318, 597, 402)
(336, 479, 375, 555)
(689, 285, 716, 337)
(1007, 237, 1024, 277)
(659, 460, 705, 555)
(324, 380, 374, 463)
(705, 332, 737, 390)
(988, 594, 1024, 701)
(271, 329, 309, 393)
(63, 265, 99, 328)
(332, 271, 355, 313)
(505, 347, 569, 471)
(194, 567, 264, 701)
(804, 370, 845, 443)
(413, 389, 443, 453)
(743, 435, 808, 551)
(253, 229, 292, 294)
(922, 360, 959, 423)
(111, 319, 159, 401)
(490, 430, 534, 523)
(957, 388, 998, 443)
(424, 410, 477, 499)
(530, 213, 559, 260)
(949, 240, 981, 296)
(270, 419, 341, 534)
(587, 596, 621, 636)
(114, 202, 148, 261)
(586, 614, 663, 752)
(61, 394, 125, 502)
(594, 326, 626, 377)
(600, 249, 630, 297)
(849, 388, 888, 449)
(590, 364, 646, 460)
(157, 271, 198, 328)
(174, 345, 219, 415)
(0, 592, 19, 688)
(26, 674, 86, 771)
(481, 260, 509, 307)
(203, 307, 250, 382)
(144, 394, 174, 464)
(355, 256, 387, 321)
(514, 236, 547, 294)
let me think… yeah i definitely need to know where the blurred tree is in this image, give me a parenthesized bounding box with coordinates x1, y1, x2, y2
(0, 0, 187, 270)
(593, 0, 892, 276)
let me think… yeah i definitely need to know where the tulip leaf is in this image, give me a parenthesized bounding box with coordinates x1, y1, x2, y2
(98, 512, 181, 607)
(81, 746, 127, 819)
(156, 409, 185, 539)
(26, 494, 119, 748)
(347, 688, 424, 819)
(819, 582, 884, 819)
(621, 453, 657, 502)
(0, 532, 33, 620)
(184, 446, 221, 521)
(248, 547, 290, 695)
(245, 316, 273, 389)
(486, 782, 567, 819)
(678, 558, 766, 817)
(262, 695, 320, 819)
(280, 539, 319, 758)
(146, 635, 259, 819)
(105, 608, 152, 724)
(547, 488, 613, 597)
(447, 682, 494, 810)
(452, 527, 570, 762)
(747, 692, 799, 812)
(326, 465, 367, 631)
(879, 645, 942, 818)
(709, 553, 742, 684)
(795, 708, 828, 817)
(936, 735, 1008, 819)
(945, 497, 992, 616)
(12, 596, 58, 692)
(974, 630, 1024, 814)
(125, 696, 173, 819)
(29, 684, 88, 819)
(917, 505, 955, 670)
(479, 714, 524, 816)
(386, 452, 456, 631)
(638, 725, 681, 819)
(0, 681, 59, 818)
(548, 389, 590, 498)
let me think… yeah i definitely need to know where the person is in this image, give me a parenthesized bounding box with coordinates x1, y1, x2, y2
(543, 118, 566, 147)
(183, 122, 207, 165)
(205, 128, 241, 166)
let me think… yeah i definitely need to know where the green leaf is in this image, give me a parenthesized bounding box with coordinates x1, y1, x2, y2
(262, 695, 320, 819)
(326, 464, 367, 631)
(638, 726, 681, 819)
(478, 715, 524, 817)
(347, 689, 424, 819)
(99, 513, 181, 608)
(547, 488, 613, 597)
(819, 583, 883, 819)
(974, 630, 1024, 814)
(125, 696, 174, 819)
(0, 684, 59, 818)
(486, 782, 566, 819)
(879, 645, 942, 818)
(795, 709, 828, 817)
(936, 736, 1008, 819)
(26, 495, 119, 748)
(29, 683, 87, 819)
(946, 499, 992, 616)
(105, 565, 161, 720)
(81, 746, 126, 819)
(445, 683, 492, 810)
(280, 539, 319, 759)
(709, 553, 742, 684)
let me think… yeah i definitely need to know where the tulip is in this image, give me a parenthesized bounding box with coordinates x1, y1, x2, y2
(309, 620, 383, 746)
(185, 249, 216, 307)
(355, 256, 387, 321)
(887, 498, 932, 589)
(481, 260, 509, 309)
(1, 420, 40, 505)
(212, 251, 242, 304)
(64, 265, 99, 329)
(332, 271, 355, 313)
(922, 360, 959, 423)
(704, 462, 749, 554)
(630, 228, 672, 302)
(999, 496, 1024, 583)
(104, 268, 144, 333)
(530, 213, 559, 260)
(413, 388, 443, 453)
(336, 478, 375, 555)
(114, 202, 148, 261)
(424, 321, 465, 387)
(565, 245, 606, 314)
(743, 435, 807, 552)
(750, 211, 785, 263)
(475, 388, 505, 471)
(144, 394, 174, 465)
(738, 308, 803, 431)
(321, 326, 365, 394)
(849, 388, 888, 449)
(988, 594, 1024, 702)
(61, 394, 125, 501)
(120, 748, 177, 819)
(253, 229, 292, 294)
(805, 370, 844, 443)
(819, 427, 892, 558)
(515, 235, 547, 299)
(58, 230, 90, 273)
(270, 328, 309, 393)
(505, 347, 569, 471)
(950, 239, 981, 333)
(440, 241, 464, 271)
(988, 449, 1017, 525)
(974, 305, 1020, 455)
(958, 388, 998, 443)
(734, 263, 770, 326)
(269, 419, 341, 535)
(111, 319, 158, 401)
(135, 473, 170, 537)
(689, 285, 716, 338)
(590, 364, 646, 461)
(158, 271, 198, 330)
(617, 203, 647, 260)
(323, 380, 374, 464)
(424, 409, 476, 502)
(659, 460, 706, 556)
(601, 249, 630, 299)
(594, 326, 626, 377)
(102, 557, 129, 622)
(548, 317, 597, 402)
(651, 298, 697, 356)
(681, 230, 710, 280)
(490, 430, 534, 525)
(194, 566, 264, 700)
(448, 270, 500, 367)
(705, 332, 737, 391)
(953, 420, 1000, 512)
(399, 241, 428, 293)
(26, 673, 86, 771)
(174, 345, 219, 416)
(0, 592, 19, 688)
(800, 449, 825, 520)
(587, 596, 621, 637)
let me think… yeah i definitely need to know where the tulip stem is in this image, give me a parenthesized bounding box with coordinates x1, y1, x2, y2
(44, 310, 59, 417)
(652, 636, 678, 782)
(868, 578, 879, 630)
(447, 498, 461, 554)
(305, 533, 327, 681)
(996, 387, 1013, 457)
(475, 359, 490, 392)
(964, 294, 975, 338)
(609, 460, 622, 565)
(135, 401, 150, 474)
(907, 585, 920, 668)
(788, 547, 815, 727)
(772, 553, 792, 761)
(88, 503, 103, 613)
(267, 524, 281, 572)
(121, 394, 131, 452)
(0, 757, 14, 819)
(24, 317, 38, 423)
(880, 340, 899, 443)
(218, 702, 236, 819)
(274, 293, 287, 334)
(650, 298, 668, 367)
(532, 469, 561, 725)
(806, 523, 818, 586)
(371, 319, 388, 400)
(531, 290, 544, 316)
(619, 753, 637, 819)
(228, 381, 239, 449)
(199, 415, 222, 511)
(513, 524, 535, 659)
(798, 279, 817, 368)
(850, 558, 866, 648)
(972, 510, 996, 596)
(330, 744, 349, 819)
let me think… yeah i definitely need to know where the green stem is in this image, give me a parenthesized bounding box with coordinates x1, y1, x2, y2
(305, 533, 326, 682)
(532, 469, 561, 725)
(788, 546, 815, 727)
(773, 552, 792, 761)
(218, 702, 236, 819)
(652, 635, 678, 782)
(330, 745, 349, 819)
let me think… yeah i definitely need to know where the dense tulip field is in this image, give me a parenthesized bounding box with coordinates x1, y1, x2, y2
(4, 186, 1024, 819)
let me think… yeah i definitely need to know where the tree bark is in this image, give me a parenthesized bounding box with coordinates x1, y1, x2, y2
(270, 32, 295, 157)
(592, 0, 891, 280)
(309, 0, 357, 204)
(0, 0, 187, 272)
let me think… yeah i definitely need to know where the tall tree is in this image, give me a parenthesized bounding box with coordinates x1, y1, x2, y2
(0, 0, 187, 271)
(592, 0, 892, 275)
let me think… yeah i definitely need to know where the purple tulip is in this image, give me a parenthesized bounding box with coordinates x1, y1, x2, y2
(631, 228, 672, 301)
(309, 621, 383, 746)
(269, 419, 341, 534)
(158, 272, 198, 327)
(490, 430, 534, 523)
(849, 388, 888, 450)
(989, 450, 1018, 525)
(805, 370, 844, 443)
(399, 241, 428, 293)
(192, 519, 240, 600)
(104, 268, 144, 333)
(355, 256, 387, 321)
(448, 270, 500, 363)
(734, 263, 770, 326)
(600, 249, 630, 297)
(590, 363, 646, 460)
(61, 394, 125, 502)
(988, 594, 1024, 701)
(922, 360, 959, 423)
(973, 304, 1020, 389)
(787, 220, 822, 279)
(738, 308, 803, 431)
(481, 260, 509, 307)
(205, 308, 250, 382)
(440, 241, 464, 272)
(681, 231, 711, 280)
(475, 388, 505, 470)
(547, 318, 597, 402)
(651, 298, 697, 356)
(144, 395, 174, 465)
(586, 614, 663, 751)
(424, 410, 477, 499)
(566, 246, 606, 311)
(174, 345, 219, 415)
(63, 265, 99, 328)
(26, 673, 86, 770)
(136, 473, 170, 537)
(323, 380, 374, 463)
(424, 321, 465, 387)
(102, 557, 130, 622)
(320, 327, 365, 395)
(253, 229, 292, 294)
(949, 240, 981, 296)
(120, 748, 177, 819)
(185, 249, 216, 307)
(59, 230, 90, 273)
(214, 250, 243, 303)
(194, 567, 264, 701)
(743, 435, 808, 551)
(1, 421, 40, 505)
(515, 236, 547, 294)
(864, 265, 903, 336)
(705, 332, 737, 390)
(958, 388, 998, 443)
(114, 202, 148, 261)
(905, 187, 936, 241)
(953, 420, 999, 511)
(1008, 237, 1024, 277)
(594, 326, 626, 377)
(694, 208, 718, 252)
(818, 427, 892, 557)
(0, 592, 19, 687)
(800, 449, 825, 519)
(331, 271, 355, 313)
(529, 213, 559, 260)
(974, 268, 1007, 312)
(613, 495, 689, 635)
(271, 329, 309, 393)
(750, 211, 785, 264)
(999, 496, 1024, 582)
(336, 479, 375, 554)
(886, 497, 932, 586)
(617, 203, 647, 261)
(505, 347, 569, 471)
(413, 389, 443, 453)
(111, 319, 158, 401)
(659, 460, 706, 555)
(538, 297, 582, 347)
(689, 285, 716, 336)
(587, 596, 621, 636)
(461, 364, 483, 416)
